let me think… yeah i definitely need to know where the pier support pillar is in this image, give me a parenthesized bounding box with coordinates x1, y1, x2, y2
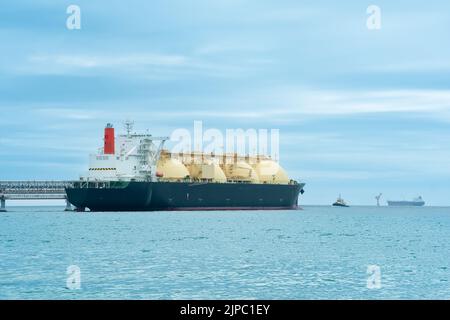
(64, 198, 73, 211)
(0, 197, 6, 212)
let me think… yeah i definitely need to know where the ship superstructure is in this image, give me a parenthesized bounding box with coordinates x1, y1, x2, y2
(84, 121, 169, 182)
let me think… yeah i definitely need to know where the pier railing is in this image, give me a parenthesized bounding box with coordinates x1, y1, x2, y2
(0, 180, 74, 211)
(0, 180, 73, 198)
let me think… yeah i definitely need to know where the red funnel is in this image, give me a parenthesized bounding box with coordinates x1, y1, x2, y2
(104, 123, 115, 154)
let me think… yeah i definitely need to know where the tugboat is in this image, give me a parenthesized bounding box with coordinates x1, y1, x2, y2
(333, 194, 349, 207)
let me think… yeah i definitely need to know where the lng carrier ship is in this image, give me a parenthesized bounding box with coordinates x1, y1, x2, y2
(65, 123, 305, 211)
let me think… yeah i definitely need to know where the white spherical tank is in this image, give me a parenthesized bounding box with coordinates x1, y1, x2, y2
(186, 163, 202, 178)
(156, 158, 189, 180)
(254, 160, 289, 184)
(223, 161, 259, 182)
(186, 161, 227, 182)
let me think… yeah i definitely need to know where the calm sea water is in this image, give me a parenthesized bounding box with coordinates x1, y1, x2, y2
(1, 206, 450, 299)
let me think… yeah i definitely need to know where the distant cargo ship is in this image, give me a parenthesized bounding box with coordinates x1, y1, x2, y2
(387, 196, 425, 207)
(66, 122, 305, 211)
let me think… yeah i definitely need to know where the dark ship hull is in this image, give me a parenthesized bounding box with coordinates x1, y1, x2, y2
(332, 202, 349, 207)
(66, 181, 305, 212)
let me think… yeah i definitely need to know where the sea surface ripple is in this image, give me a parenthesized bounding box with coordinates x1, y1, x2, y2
(1, 206, 450, 299)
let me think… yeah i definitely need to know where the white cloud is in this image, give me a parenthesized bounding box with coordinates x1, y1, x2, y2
(28, 53, 187, 69)
(26, 88, 450, 124)
(364, 60, 450, 73)
(17, 53, 189, 78)
(36, 108, 100, 120)
(137, 88, 450, 119)
(195, 43, 257, 55)
(16, 52, 252, 78)
(271, 89, 450, 116)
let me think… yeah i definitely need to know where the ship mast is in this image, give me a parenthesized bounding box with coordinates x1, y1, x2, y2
(118, 120, 169, 181)
(124, 120, 134, 137)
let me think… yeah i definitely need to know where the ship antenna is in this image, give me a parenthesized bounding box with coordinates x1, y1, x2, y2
(124, 120, 134, 137)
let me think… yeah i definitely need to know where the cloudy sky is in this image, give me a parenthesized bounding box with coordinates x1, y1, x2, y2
(1, 0, 450, 205)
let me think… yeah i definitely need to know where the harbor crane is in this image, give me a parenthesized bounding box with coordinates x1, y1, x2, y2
(375, 193, 382, 206)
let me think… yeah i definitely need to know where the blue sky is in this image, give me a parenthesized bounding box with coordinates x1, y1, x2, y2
(1, 0, 450, 205)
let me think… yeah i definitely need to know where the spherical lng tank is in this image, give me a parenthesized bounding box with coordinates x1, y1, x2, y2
(223, 161, 259, 182)
(186, 161, 227, 182)
(156, 158, 189, 180)
(185, 163, 202, 178)
(253, 160, 290, 184)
